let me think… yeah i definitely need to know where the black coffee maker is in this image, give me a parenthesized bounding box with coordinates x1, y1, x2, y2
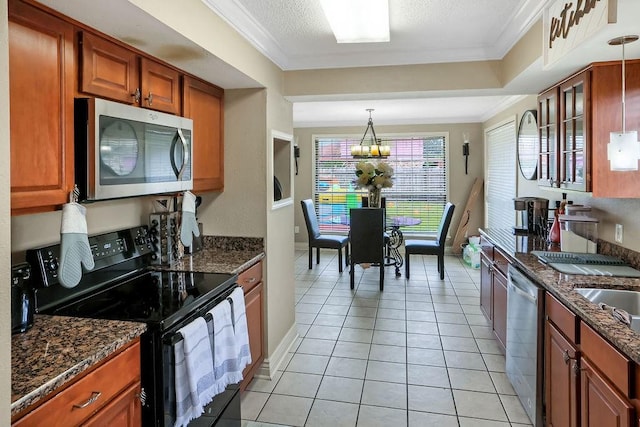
(11, 262, 34, 334)
(513, 197, 549, 236)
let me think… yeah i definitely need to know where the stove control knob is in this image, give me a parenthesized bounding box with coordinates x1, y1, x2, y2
(47, 258, 59, 272)
(150, 253, 158, 261)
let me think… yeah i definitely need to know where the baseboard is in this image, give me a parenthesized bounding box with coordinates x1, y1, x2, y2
(254, 323, 299, 380)
(294, 242, 308, 251)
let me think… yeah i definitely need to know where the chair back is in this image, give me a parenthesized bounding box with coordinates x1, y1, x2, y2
(349, 208, 385, 264)
(436, 202, 456, 249)
(301, 199, 321, 239)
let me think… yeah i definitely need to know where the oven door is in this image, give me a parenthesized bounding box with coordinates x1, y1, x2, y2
(159, 286, 241, 427)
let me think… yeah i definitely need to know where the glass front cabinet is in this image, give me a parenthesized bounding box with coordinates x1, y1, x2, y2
(538, 87, 559, 188)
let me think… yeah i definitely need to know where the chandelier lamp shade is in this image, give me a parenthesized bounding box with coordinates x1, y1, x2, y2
(607, 35, 640, 171)
(351, 109, 391, 158)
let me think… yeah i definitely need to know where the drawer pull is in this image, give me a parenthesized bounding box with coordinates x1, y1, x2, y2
(72, 391, 101, 410)
(244, 277, 257, 284)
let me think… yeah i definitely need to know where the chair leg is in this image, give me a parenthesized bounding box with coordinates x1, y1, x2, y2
(338, 248, 343, 273)
(350, 262, 355, 289)
(379, 264, 384, 291)
(308, 245, 313, 269)
(405, 252, 410, 279)
(345, 245, 350, 269)
(439, 254, 445, 280)
(316, 247, 320, 264)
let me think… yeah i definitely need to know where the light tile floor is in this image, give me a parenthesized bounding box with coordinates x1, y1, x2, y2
(241, 249, 533, 427)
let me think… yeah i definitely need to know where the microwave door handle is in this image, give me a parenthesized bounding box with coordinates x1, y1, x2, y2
(170, 129, 189, 180)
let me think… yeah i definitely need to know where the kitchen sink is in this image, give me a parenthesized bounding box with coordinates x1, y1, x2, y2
(574, 288, 640, 332)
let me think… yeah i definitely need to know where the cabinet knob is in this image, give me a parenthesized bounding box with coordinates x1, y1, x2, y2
(562, 349, 571, 364)
(145, 92, 153, 106)
(131, 88, 141, 103)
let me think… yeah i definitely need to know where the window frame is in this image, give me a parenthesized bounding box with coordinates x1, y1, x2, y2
(312, 131, 450, 238)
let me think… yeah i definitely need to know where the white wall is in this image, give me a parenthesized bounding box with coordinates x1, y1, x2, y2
(0, 0, 11, 423)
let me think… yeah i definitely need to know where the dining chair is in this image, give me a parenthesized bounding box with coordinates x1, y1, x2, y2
(404, 202, 456, 280)
(349, 208, 385, 290)
(301, 199, 349, 272)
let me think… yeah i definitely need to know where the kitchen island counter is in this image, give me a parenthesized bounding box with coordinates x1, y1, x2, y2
(11, 315, 146, 417)
(480, 228, 640, 365)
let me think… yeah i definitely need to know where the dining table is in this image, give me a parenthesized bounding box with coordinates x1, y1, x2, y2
(332, 213, 422, 277)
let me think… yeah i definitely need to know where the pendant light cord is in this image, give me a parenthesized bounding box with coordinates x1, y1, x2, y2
(622, 40, 626, 133)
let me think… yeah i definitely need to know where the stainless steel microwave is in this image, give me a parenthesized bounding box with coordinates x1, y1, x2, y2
(74, 98, 193, 201)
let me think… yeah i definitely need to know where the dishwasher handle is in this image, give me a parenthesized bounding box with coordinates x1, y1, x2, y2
(508, 266, 539, 304)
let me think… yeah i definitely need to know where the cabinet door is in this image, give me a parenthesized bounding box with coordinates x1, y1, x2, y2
(241, 281, 263, 390)
(82, 383, 142, 427)
(545, 320, 579, 427)
(492, 268, 507, 352)
(140, 58, 181, 114)
(183, 76, 224, 192)
(79, 31, 140, 105)
(590, 60, 640, 197)
(9, 0, 75, 214)
(538, 87, 559, 188)
(581, 357, 633, 427)
(559, 71, 591, 192)
(480, 252, 492, 321)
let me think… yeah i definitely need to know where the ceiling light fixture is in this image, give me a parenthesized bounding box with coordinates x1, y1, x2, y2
(351, 109, 390, 158)
(319, 0, 390, 43)
(607, 35, 640, 172)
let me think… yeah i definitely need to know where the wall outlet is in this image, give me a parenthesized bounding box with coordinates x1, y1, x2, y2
(294, 226, 300, 234)
(615, 224, 623, 243)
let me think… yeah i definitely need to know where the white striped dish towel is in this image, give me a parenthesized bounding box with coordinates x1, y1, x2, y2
(229, 287, 252, 371)
(209, 300, 244, 392)
(173, 317, 217, 427)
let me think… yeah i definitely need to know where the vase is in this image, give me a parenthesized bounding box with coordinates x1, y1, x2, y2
(368, 188, 382, 208)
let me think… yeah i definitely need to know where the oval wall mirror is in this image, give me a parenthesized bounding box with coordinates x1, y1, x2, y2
(517, 110, 538, 180)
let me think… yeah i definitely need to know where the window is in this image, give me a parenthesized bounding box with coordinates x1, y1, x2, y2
(485, 120, 516, 229)
(314, 134, 448, 235)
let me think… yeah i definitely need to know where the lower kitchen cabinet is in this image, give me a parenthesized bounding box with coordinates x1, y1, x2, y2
(580, 358, 633, 427)
(479, 237, 509, 353)
(238, 260, 264, 390)
(544, 293, 635, 427)
(12, 340, 142, 427)
(545, 317, 579, 426)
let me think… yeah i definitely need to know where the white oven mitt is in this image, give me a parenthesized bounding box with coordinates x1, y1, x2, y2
(180, 191, 200, 248)
(59, 203, 94, 288)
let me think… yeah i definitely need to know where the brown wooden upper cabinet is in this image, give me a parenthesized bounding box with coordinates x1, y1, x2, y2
(182, 76, 225, 192)
(538, 60, 640, 197)
(80, 31, 181, 115)
(9, 0, 75, 215)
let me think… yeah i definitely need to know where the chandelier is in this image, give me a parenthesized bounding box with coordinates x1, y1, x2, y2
(350, 109, 391, 158)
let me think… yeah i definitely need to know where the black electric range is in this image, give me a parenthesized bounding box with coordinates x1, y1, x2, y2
(26, 226, 241, 427)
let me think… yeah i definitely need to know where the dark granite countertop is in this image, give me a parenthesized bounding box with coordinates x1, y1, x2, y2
(480, 228, 640, 365)
(11, 315, 146, 417)
(157, 235, 265, 275)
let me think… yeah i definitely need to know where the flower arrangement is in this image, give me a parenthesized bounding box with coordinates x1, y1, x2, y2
(354, 160, 394, 190)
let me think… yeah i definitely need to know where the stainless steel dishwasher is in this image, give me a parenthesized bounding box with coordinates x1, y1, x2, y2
(506, 264, 544, 427)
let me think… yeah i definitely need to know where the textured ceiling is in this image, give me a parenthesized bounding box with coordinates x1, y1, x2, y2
(203, 0, 542, 70)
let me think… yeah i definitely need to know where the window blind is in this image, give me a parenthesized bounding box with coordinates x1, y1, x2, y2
(314, 135, 448, 235)
(485, 121, 516, 229)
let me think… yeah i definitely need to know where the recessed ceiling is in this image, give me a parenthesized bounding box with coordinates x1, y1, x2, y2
(204, 0, 640, 127)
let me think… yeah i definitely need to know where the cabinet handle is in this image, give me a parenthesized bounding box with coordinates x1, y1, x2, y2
(131, 88, 141, 103)
(562, 349, 573, 364)
(244, 277, 257, 284)
(571, 360, 582, 376)
(72, 391, 102, 409)
(145, 92, 153, 106)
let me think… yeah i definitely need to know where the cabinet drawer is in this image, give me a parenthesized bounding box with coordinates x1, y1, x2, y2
(15, 341, 140, 427)
(493, 248, 510, 277)
(546, 293, 578, 343)
(580, 322, 631, 397)
(238, 261, 262, 293)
